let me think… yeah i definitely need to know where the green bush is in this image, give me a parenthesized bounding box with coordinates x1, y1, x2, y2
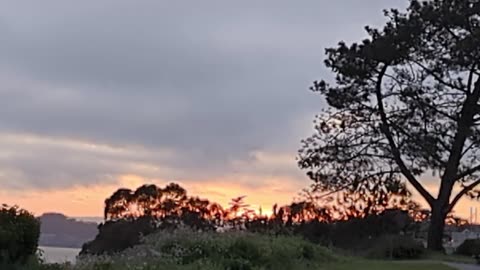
(455, 239, 480, 256)
(0, 205, 41, 264)
(74, 230, 339, 270)
(228, 238, 262, 262)
(367, 235, 425, 260)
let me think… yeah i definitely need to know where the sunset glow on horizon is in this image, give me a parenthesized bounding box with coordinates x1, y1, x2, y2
(1, 174, 307, 218)
(3, 173, 480, 222)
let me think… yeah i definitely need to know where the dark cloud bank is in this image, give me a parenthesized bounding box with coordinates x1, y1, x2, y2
(0, 0, 405, 190)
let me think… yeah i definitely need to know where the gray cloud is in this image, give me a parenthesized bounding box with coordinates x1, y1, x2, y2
(0, 0, 406, 190)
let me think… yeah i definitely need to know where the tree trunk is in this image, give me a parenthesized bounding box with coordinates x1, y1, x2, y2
(427, 205, 447, 251)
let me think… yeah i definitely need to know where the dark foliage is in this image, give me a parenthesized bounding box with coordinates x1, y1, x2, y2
(80, 216, 156, 255)
(294, 209, 414, 250)
(0, 205, 40, 264)
(455, 239, 480, 256)
(367, 235, 425, 259)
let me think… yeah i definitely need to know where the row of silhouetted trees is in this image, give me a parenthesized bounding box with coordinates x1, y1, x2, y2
(79, 182, 469, 255)
(103, 182, 468, 230)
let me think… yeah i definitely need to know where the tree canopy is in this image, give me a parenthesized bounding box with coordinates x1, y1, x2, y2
(298, 0, 480, 250)
(0, 205, 40, 264)
(103, 182, 420, 227)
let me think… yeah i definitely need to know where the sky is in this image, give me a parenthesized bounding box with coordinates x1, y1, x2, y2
(2, 0, 479, 220)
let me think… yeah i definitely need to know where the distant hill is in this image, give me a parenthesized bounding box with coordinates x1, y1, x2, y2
(39, 213, 98, 248)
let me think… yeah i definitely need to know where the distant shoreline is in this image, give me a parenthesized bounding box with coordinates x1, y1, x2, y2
(39, 244, 84, 249)
(39, 246, 80, 264)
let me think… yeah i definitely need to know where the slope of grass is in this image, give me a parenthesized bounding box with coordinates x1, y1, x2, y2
(13, 260, 456, 270)
(3, 231, 464, 270)
(324, 260, 456, 270)
(5, 258, 458, 270)
(74, 230, 340, 270)
(71, 231, 461, 270)
(425, 251, 476, 264)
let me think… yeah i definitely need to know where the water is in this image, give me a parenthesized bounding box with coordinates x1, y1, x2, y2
(39, 246, 80, 264)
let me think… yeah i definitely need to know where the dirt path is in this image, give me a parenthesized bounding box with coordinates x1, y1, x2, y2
(445, 262, 480, 270)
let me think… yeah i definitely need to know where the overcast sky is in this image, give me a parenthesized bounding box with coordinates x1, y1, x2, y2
(0, 1, 415, 216)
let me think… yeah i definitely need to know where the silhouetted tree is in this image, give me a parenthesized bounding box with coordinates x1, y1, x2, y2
(104, 188, 134, 220)
(134, 184, 161, 217)
(298, 0, 480, 250)
(227, 196, 252, 228)
(160, 183, 187, 217)
(228, 196, 249, 216)
(207, 202, 225, 226)
(103, 182, 425, 232)
(103, 183, 227, 231)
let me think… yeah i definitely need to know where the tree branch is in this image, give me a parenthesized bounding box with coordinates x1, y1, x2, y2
(448, 179, 480, 213)
(389, 121, 448, 167)
(444, 26, 461, 41)
(313, 170, 401, 200)
(441, 78, 480, 191)
(375, 64, 435, 206)
(467, 63, 476, 94)
(413, 60, 468, 93)
(417, 99, 458, 122)
(435, 78, 480, 213)
(455, 164, 480, 181)
(461, 142, 477, 159)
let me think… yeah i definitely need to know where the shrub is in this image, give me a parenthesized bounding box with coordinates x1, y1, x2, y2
(228, 238, 262, 262)
(76, 230, 339, 270)
(367, 235, 425, 260)
(456, 239, 480, 256)
(327, 210, 413, 251)
(294, 220, 332, 245)
(81, 216, 156, 255)
(0, 205, 40, 264)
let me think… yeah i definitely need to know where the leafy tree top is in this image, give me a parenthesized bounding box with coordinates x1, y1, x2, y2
(299, 0, 480, 213)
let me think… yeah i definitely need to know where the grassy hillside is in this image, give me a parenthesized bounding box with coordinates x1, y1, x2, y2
(76, 230, 340, 269)
(7, 231, 458, 270)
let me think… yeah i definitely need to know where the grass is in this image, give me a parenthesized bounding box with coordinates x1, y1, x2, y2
(4, 257, 459, 270)
(7, 260, 456, 270)
(26, 260, 457, 270)
(73, 230, 341, 269)
(325, 260, 456, 270)
(425, 251, 476, 264)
